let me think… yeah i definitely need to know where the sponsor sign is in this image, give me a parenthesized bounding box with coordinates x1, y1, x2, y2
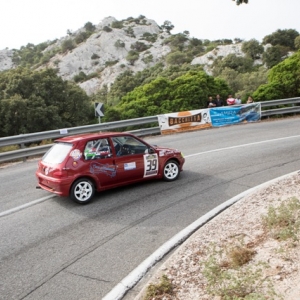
(210, 103, 261, 127)
(158, 109, 212, 134)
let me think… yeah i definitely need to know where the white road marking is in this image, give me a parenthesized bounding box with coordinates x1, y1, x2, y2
(0, 195, 55, 217)
(184, 135, 300, 158)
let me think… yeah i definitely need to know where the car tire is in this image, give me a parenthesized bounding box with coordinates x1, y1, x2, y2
(163, 160, 179, 181)
(70, 178, 95, 204)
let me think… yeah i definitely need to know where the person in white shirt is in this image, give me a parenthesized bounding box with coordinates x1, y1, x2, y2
(235, 95, 242, 105)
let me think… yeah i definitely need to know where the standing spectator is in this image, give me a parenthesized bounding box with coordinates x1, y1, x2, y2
(247, 96, 254, 104)
(235, 94, 242, 104)
(214, 94, 224, 107)
(226, 94, 236, 106)
(207, 96, 216, 108)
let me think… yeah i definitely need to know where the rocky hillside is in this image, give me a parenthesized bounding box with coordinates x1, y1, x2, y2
(44, 16, 174, 95)
(0, 49, 14, 71)
(0, 16, 252, 95)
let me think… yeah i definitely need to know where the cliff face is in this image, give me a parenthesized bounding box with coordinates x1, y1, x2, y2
(46, 17, 172, 95)
(0, 49, 14, 71)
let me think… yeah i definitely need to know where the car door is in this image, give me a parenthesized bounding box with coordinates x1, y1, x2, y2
(83, 138, 117, 188)
(111, 136, 149, 183)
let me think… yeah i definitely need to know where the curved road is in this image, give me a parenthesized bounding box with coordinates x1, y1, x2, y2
(1, 117, 300, 300)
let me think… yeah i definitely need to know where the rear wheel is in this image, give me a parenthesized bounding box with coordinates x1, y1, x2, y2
(70, 178, 95, 204)
(163, 160, 179, 181)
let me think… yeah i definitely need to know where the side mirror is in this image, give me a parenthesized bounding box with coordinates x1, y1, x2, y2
(148, 147, 155, 154)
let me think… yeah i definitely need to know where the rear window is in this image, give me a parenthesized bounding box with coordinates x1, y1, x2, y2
(42, 142, 73, 164)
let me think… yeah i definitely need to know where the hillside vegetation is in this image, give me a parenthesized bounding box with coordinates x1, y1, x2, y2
(0, 15, 299, 137)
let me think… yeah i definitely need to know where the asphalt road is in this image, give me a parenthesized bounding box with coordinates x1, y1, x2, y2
(1, 117, 300, 300)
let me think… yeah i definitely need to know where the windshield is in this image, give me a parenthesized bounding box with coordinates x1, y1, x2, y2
(42, 142, 73, 164)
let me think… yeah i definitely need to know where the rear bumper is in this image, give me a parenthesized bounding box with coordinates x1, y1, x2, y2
(36, 172, 72, 197)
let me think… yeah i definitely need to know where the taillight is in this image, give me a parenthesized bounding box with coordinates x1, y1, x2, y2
(52, 169, 68, 178)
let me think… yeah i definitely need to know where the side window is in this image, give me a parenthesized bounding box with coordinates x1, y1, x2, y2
(112, 136, 148, 156)
(84, 138, 111, 160)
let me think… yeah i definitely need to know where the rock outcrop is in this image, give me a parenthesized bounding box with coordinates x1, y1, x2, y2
(43, 16, 171, 95)
(0, 49, 15, 71)
(191, 44, 244, 75)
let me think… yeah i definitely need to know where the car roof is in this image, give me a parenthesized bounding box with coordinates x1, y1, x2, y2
(55, 132, 134, 143)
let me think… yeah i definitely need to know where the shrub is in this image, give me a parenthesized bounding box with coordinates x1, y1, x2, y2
(142, 54, 153, 64)
(114, 40, 125, 48)
(75, 32, 88, 44)
(111, 20, 123, 29)
(126, 50, 139, 65)
(91, 53, 100, 59)
(130, 41, 149, 52)
(103, 26, 112, 32)
(141, 32, 157, 43)
(124, 26, 135, 38)
(202, 243, 277, 299)
(262, 197, 300, 241)
(73, 71, 87, 83)
(105, 60, 119, 67)
(143, 275, 174, 300)
(61, 39, 75, 52)
(84, 21, 96, 32)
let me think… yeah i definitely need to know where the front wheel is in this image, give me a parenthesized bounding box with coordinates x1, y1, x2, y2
(70, 178, 95, 204)
(163, 160, 179, 181)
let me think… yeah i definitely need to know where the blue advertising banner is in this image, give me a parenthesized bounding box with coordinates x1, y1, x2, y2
(209, 103, 261, 127)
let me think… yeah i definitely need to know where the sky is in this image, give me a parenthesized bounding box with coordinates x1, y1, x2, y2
(1, 0, 300, 50)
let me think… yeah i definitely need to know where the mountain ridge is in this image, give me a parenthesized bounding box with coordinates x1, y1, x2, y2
(0, 15, 259, 95)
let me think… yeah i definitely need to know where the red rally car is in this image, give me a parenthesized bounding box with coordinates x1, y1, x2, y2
(36, 132, 185, 204)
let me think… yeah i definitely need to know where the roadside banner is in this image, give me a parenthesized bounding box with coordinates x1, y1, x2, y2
(209, 103, 261, 127)
(157, 109, 212, 135)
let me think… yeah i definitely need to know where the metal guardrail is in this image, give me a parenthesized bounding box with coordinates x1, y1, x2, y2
(260, 97, 300, 107)
(0, 116, 158, 147)
(0, 127, 161, 163)
(1, 97, 300, 163)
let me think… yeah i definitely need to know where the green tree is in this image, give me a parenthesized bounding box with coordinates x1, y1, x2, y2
(242, 39, 264, 59)
(263, 29, 299, 50)
(188, 37, 204, 51)
(0, 68, 93, 136)
(111, 71, 230, 121)
(233, 0, 248, 4)
(218, 67, 240, 92)
(84, 21, 96, 32)
(253, 51, 300, 101)
(163, 33, 188, 51)
(218, 66, 268, 100)
(212, 54, 254, 75)
(294, 36, 300, 50)
(262, 45, 288, 68)
(166, 51, 191, 65)
(161, 21, 174, 33)
(12, 42, 56, 67)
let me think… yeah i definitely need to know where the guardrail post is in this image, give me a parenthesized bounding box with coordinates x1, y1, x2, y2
(20, 143, 27, 162)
